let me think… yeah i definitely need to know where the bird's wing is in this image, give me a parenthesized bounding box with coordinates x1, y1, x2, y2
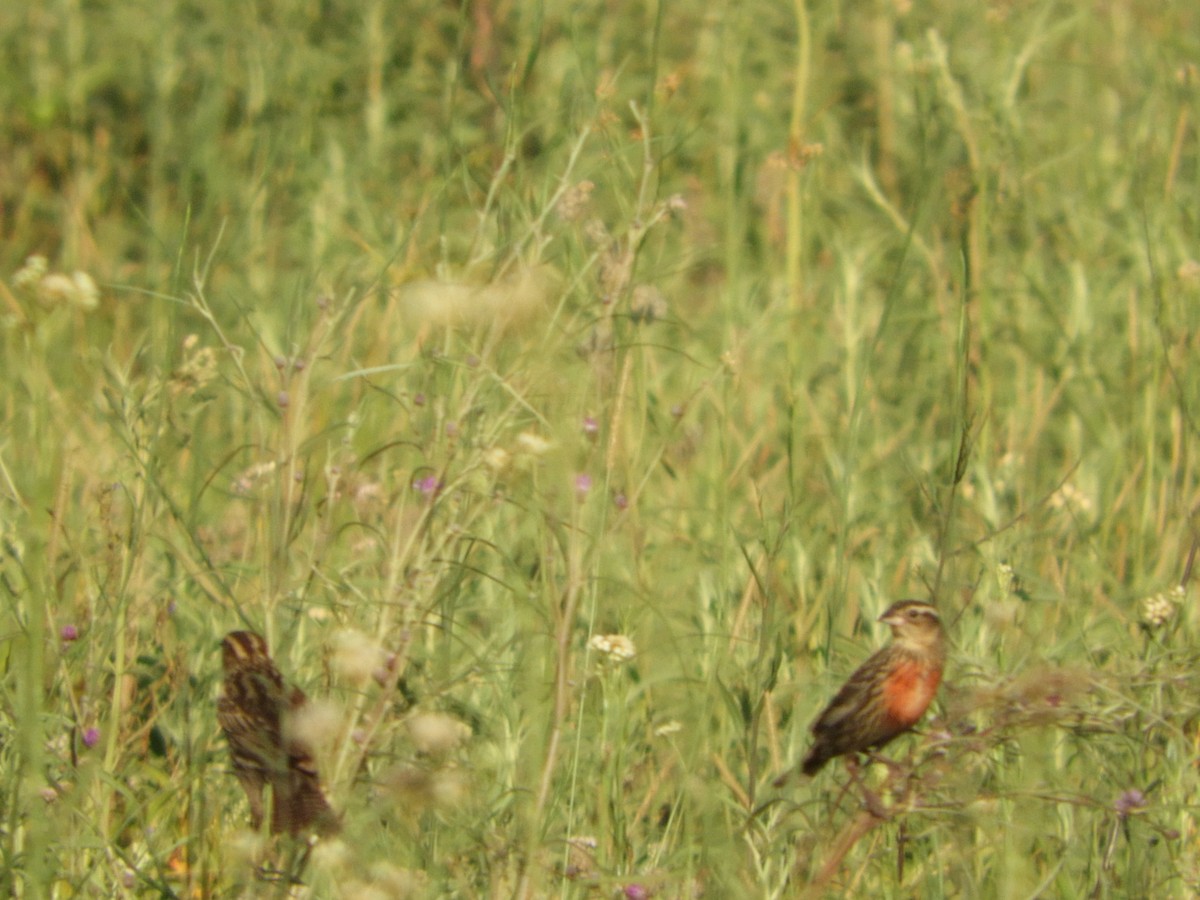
(810, 651, 887, 734)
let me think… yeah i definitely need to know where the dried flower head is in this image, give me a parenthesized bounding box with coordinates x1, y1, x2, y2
(630, 285, 668, 323)
(556, 180, 595, 223)
(582, 218, 610, 247)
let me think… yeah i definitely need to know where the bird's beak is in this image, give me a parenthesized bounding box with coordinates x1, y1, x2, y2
(878, 610, 900, 626)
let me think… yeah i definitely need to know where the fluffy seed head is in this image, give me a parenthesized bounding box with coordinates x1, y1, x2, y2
(330, 629, 387, 685)
(406, 712, 471, 755)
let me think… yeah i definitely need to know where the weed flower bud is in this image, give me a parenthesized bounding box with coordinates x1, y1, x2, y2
(1115, 788, 1145, 817)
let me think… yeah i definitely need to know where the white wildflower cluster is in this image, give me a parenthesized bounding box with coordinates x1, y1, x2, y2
(13, 255, 99, 311)
(588, 633, 636, 663)
(1141, 585, 1185, 628)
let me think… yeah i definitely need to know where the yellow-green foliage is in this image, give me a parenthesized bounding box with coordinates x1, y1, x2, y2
(1, 1, 1198, 897)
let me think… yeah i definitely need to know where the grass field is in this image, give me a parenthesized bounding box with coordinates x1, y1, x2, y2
(2, 1, 1199, 896)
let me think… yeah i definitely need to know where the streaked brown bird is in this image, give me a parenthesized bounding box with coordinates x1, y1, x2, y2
(802, 600, 945, 776)
(217, 630, 339, 835)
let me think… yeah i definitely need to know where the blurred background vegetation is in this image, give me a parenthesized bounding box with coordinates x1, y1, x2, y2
(1, 0, 1199, 896)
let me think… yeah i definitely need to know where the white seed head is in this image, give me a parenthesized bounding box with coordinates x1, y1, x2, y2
(330, 629, 387, 685)
(407, 712, 471, 755)
(284, 698, 342, 752)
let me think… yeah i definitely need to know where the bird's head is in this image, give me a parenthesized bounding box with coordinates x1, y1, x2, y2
(221, 630, 271, 672)
(878, 600, 944, 653)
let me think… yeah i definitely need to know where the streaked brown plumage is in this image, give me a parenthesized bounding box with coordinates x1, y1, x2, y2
(802, 600, 945, 776)
(217, 630, 338, 835)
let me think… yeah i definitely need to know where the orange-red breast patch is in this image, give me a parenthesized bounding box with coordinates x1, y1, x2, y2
(881, 659, 942, 727)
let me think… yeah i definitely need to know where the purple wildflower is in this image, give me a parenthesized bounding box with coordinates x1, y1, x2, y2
(1115, 789, 1145, 817)
(413, 474, 441, 497)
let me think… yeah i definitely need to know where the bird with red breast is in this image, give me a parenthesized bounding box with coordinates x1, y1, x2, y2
(802, 599, 946, 776)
